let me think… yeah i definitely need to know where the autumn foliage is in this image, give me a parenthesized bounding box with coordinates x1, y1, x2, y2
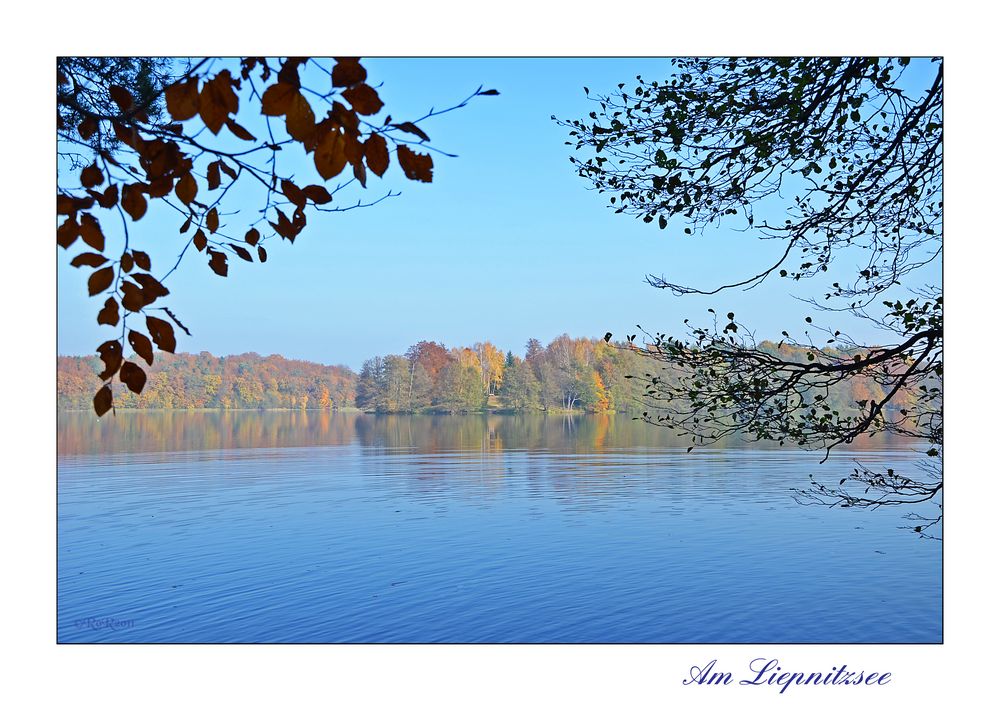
(58, 352, 356, 410)
(57, 57, 497, 418)
(57, 335, 919, 420)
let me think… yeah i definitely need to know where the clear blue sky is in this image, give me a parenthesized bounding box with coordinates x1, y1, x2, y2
(57, 58, 940, 369)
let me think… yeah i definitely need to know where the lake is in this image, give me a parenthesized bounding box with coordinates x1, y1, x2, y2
(57, 411, 942, 643)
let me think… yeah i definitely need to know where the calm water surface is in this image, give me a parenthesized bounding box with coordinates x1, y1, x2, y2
(58, 412, 942, 643)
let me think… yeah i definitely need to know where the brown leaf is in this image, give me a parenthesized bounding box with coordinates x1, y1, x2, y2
(78, 213, 105, 251)
(121, 184, 147, 221)
(109, 85, 135, 112)
(120, 252, 134, 273)
(392, 121, 430, 142)
(258, 245, 268, 263)
(226, 118, 256, 141)
(180, 216, 192, 233)
(193, 228, 208, 252)
(120, 281, 145, 312)
(121, 281, 146, 313)
(353, 161, 367, 188)
(281, 179, 305, 208)
(132, 250, 151, 271)
(57, 217, 79, 249)
(240, 57, 264, 81)
(147, 177, 174, 198)
(78, 116, 99, 140)
(87, 266, 114, 296)
(219, 160, 238, 180)
(302, 185, 332, 204)
(342, 84, 383, 116)
(142, 139, 184, 181)
(97, 340, 123, 380)
(331, 58, 366, 87)
(119, 361, 147, 394)
(206, 207, 220, 233)
(57, 193, 94, 215)
(261, 82, 297, 116)
(199, 70, 239, 134)
(329, 102, 361, 135)
(277, 57, 307, 87)
(92, 184, 119, 209)
(342, 133, 364, 167)
(245, 228, 260, 246)
(97, 297, 120, 327)
(71, 252, 107, 268)
(208, 249, 228, 276)
(227, 244, 251, 262)
(165, 77, 201, 121)
(285, 92, 316, 142)
(93, 384, 113, 417)
(175, 173, 198, 205)
(314, 131, 347, 180)
(111, 122, 141, 150)
(146, 316, 177, 353)
(364, 134, 389, 177)
(128, 330, 155, 365)
(80, 163, 104, 188)
(207, 161, 221, 190)
(268, 209, 304, 242)
(397, 145, 434, 183)
(133, 273, 170, 303)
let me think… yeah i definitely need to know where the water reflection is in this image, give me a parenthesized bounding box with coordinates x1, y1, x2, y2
(58, 410, 920, 457)
(57, 411, 940, 643)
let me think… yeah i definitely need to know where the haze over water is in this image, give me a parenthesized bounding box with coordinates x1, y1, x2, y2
(58, 411, 942, 643)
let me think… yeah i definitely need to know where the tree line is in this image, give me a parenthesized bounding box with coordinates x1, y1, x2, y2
(355, 336, 644, 413)
(58, 334, 919, 418)
(57, 352, 356, 410)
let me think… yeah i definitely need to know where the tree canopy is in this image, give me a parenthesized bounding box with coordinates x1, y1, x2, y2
(58, 333, 911, 422)
(57, 57, 497, 418)
(559, 57, 942, 534)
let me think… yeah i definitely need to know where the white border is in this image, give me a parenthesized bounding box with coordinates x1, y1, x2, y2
(8, 2, 991, 712)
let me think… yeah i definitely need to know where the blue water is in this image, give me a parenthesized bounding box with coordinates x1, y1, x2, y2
(57, 412, 942, 643)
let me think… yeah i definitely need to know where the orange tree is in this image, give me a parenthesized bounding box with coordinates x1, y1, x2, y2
(57, 57, 497, 416)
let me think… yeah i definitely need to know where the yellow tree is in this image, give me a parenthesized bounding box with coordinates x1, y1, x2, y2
(475, 341, 505, 396)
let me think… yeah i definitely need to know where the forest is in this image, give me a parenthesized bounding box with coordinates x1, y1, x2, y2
(57, 334, 919, 420)
(57, 352, 357, 410)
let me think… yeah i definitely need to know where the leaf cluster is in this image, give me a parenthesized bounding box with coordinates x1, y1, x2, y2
(57, 57, 497, 416)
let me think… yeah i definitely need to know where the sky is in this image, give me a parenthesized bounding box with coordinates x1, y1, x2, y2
(57, 58, 941, 370)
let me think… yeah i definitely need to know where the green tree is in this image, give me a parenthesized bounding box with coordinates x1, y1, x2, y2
(499, 357, 541, 410)
(561, 57, 942, 534)
(382, 356, 412, 412)
(438, 363, 486, 412)
(356, 356, 385, 412)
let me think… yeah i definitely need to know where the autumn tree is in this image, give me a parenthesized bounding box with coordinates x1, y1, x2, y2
(499, 355, 541, 410)
(56, 352, 356, 410)
(475, 341, 506, 396)
(438, 362, 486, 412)
(560, 58, 942, 533)
(356, 356, 386, 412)
(58, 57, 497, 417)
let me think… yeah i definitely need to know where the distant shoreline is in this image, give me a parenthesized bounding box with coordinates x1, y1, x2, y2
(56, 407, 604, 416)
